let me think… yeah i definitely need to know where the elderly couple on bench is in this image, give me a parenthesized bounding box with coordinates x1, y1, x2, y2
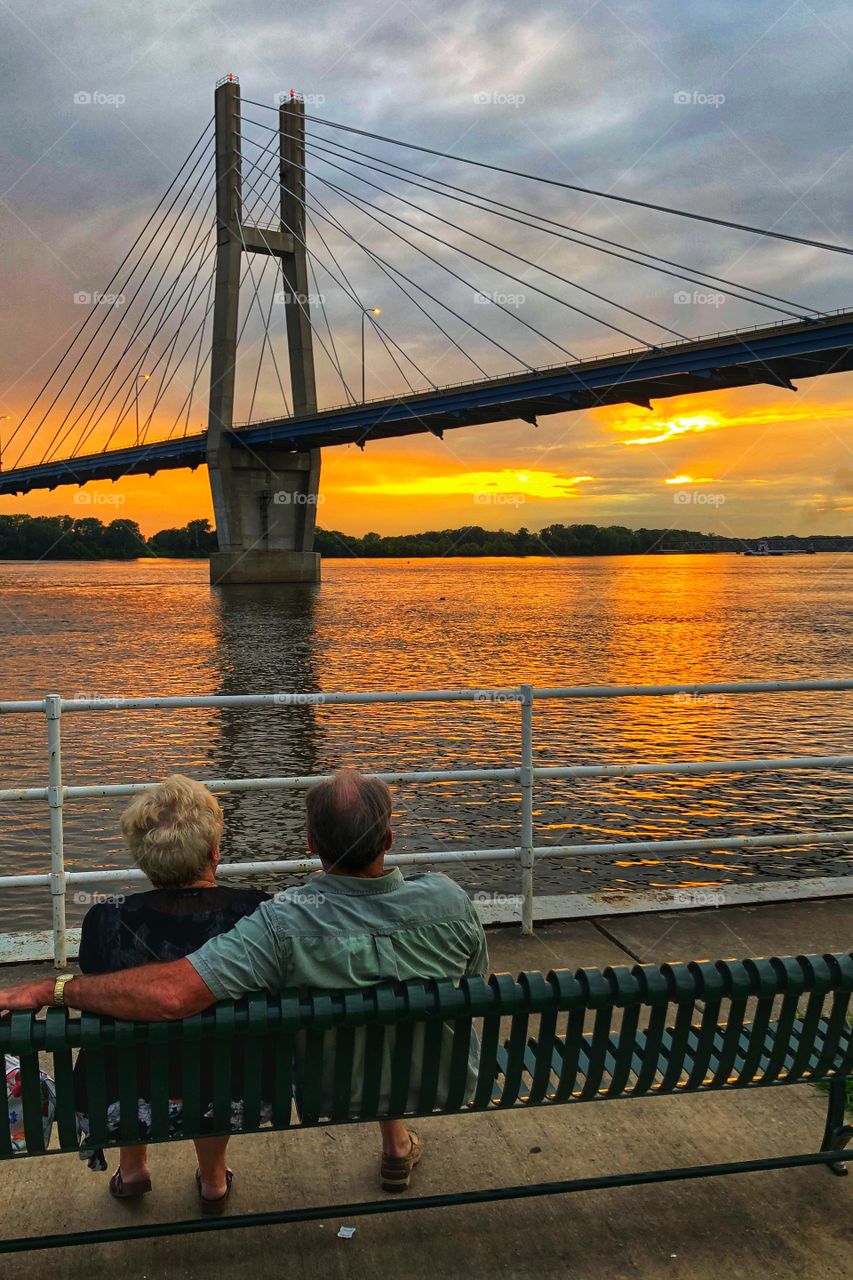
(0, 770, 490, 1213)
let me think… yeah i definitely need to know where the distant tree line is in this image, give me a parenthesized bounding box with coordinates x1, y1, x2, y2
(0, 515, 217, 560)
(0, 514, 847, 560)
(314, 524, 849, 557)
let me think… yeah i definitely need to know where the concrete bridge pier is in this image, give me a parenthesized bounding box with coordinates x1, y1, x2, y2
(209, 444, 321, 585)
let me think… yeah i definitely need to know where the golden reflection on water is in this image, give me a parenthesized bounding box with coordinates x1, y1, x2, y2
(0, 553, 850, 930)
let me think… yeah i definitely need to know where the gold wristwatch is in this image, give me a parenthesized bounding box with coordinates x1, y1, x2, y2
(52, 974, 75, 1006)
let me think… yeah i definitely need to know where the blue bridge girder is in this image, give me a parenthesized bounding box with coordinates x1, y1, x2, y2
(2, 310, 852, 496)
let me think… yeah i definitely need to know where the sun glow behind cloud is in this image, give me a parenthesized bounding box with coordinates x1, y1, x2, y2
(609, 398, 853, 448)
(618, 412, 723, 446)
(338, 468, 595, 499)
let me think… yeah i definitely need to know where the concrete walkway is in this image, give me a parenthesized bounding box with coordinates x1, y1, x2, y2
(0, 896, 850, 1278)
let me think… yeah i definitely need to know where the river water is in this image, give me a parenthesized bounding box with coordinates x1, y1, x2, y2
(0, 554, 850, 932)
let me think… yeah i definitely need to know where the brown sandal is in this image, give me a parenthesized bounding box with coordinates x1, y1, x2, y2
(109, 1168, 152, 1199)
(380, 1132, 422, 1193)
(195, 1167, 234, 1216)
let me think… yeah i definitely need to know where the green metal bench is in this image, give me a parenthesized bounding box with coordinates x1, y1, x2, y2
(1, 952, 850, 1253)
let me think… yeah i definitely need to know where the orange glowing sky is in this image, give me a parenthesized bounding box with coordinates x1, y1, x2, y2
(3, 378, 851, 538)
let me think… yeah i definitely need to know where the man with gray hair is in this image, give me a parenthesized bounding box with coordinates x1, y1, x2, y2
(0, 769, 489, 1194)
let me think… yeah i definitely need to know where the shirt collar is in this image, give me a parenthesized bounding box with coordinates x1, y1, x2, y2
(315, 867, 404, 896)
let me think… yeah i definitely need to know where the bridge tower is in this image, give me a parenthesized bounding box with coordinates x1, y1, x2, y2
(207, 77, 322, 585)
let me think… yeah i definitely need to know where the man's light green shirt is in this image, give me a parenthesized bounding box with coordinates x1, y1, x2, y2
(187, 868, 489, 1115)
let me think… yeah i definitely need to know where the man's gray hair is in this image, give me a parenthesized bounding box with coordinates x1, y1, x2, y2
(305, 768, 392, 871)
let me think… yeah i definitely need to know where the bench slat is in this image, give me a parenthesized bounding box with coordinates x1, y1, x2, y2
(148, 1028, 172, 1142)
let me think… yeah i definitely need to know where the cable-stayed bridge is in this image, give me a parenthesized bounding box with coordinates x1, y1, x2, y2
(1, 75, 851, 583)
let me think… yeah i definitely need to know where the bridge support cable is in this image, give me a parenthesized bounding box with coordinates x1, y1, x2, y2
(247, 276, 291, 424)
(174, 263, 216, 439)
(307, 252, 363, 401)
(300, 207, 423, 393)
(302, 187, 528, 377)
(247, 128, 668, 359)
(137, 202, 221, 447)
(290, 163, 579, 365)
(2, 119, 215, 465)
(69, 239, 220, 460)
(56, 184, 219, 462)
(240, 152, 395, 395)
(237, 183, 356, 405)
(256, 120, 817, 321)
(288, 133, 690, 344)
(303, 198, 483, 383)
(164, 254, 267, 444)
(9, 127, 216, 469)
(254, 120, 698, 344)
(231, 228, 297, 418)
(53, 214, 220, 464)
(245, 131, 561, 374)
(276, 107, 853, 258)
(243, 130, 480, 383)
(235, 194, 358, 407)
(242, 132, 503, 381)
(239, 158, 432, 395)
(35, 165, 217, 464)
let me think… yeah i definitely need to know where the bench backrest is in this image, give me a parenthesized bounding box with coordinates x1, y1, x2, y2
(2, 952, 850, 1158)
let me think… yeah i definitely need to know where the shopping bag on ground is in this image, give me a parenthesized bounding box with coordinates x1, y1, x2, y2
(5, 1054, 56, 1152)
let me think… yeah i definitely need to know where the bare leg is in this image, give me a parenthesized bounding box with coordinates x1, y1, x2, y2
(193, 1135, 230, 1199)
(379, 1119, 414, 1157)
(117, 1144, 150, 1184)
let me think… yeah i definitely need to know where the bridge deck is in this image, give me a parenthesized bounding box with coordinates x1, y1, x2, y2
(2, 311, 852, 495)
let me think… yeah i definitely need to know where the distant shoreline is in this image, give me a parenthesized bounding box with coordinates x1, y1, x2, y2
(0, 549, 848, 565)
(0, 513, 849, 561)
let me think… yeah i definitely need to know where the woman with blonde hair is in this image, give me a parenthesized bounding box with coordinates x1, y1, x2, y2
(74, 775, 268, 1214)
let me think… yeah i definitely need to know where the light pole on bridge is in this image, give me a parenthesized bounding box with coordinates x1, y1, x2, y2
(361, 307, 381, 402)
(134, 373, 150, 447)
(0, 415, 12, 473)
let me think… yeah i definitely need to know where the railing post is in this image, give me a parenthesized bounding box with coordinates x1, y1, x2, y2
(519, 683, 534, 935)
(45, 694, 67, 969)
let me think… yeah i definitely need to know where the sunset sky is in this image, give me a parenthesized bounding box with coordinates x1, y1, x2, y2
(1, 1, 851, 539)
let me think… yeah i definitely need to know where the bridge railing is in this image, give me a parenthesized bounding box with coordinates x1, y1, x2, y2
(1, 679, 852, 967)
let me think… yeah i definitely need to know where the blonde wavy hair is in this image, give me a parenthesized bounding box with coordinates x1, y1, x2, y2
(120, 774, 223, 888)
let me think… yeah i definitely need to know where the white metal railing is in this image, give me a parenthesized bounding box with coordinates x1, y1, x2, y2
(0, 679, 851, 967)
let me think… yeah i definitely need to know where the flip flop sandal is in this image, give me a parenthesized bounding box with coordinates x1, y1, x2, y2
(109, 1168, 152, 1199)
(195, 1167, 234, 1216)
(380, 1132, 422, 1193)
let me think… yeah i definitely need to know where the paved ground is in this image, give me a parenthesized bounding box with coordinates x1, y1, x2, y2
(0, 896, 850, 1278)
